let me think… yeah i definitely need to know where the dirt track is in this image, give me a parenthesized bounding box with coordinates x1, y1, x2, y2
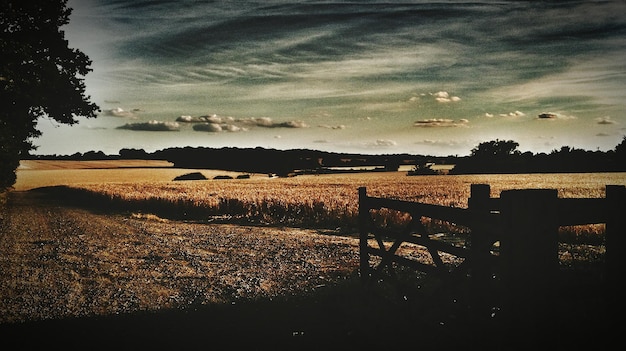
(0, 189, 363, 323)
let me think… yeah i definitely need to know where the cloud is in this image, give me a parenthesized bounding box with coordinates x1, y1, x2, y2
(431, 91, 461, 103)
(484, 111, 525, 118)
(177, 114, 226, 123)
(499, 111, 525, 117)
(279, 120, 309, 128)
(536, 112, 575, 120)
(319, 124, 346, 130)
(537, 113, 558, 119)
(596, 116, 616, 125)
(192, 123, 244, 132)
(414, 118, 469, 127)
(103, 107, 136, 118)
(414, 139, 474, 149)
(117, 120, 180, 131)
(238, 117, 308, 128)
(361, 139, 397, 149)
(183, 115, 307, 132)
(192, 123, 223, 132)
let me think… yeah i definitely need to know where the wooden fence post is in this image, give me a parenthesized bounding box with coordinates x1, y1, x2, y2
(499, 189, 559, 338)
(468, 184, 492, 323)
(358, 187, 370, 284)
(606, 185, 626, 318)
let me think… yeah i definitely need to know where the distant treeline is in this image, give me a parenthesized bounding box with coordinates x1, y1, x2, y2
(449, 139, 626, 174)
(26, 137, 626, 175)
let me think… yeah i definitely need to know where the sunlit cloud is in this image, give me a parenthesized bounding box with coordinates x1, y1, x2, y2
(499, 111, 525, 117)
(192, 123, 223, 132)
(103, 107, 137, 118)
(431, 91, 461, 103)
(238, 117, 308, 128)
(176, 114, 229, 123)
(180, 115, 308, 132)
(414, 119, 469, 127)
(117, 120, 180, 131)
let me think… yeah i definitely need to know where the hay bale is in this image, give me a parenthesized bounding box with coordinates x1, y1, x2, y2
(173, 172, 207, 181)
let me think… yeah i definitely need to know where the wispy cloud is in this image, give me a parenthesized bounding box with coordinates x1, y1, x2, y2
(360, 139, 398, 149)
(414, 139, 477, 153)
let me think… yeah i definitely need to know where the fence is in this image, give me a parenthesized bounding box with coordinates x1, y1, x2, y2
(358, 183, 625, 332)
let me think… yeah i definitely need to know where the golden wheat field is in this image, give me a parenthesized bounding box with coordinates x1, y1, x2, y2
(15, 160, 626, 242)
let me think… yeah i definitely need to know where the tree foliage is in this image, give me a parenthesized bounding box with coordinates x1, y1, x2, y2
(450, 138, 625, 174)
(470, 139, 520, 158)
(0, 0, 99, 190)
(615, 135, 626, 162)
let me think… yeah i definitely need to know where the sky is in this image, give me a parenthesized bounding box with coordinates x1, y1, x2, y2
(32, 0, 626, 157)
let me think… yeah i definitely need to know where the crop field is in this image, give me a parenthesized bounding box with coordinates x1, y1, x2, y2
(3, 162, 622, 348)
(48, 169, 626, 243)
(13, 161, 626, 250)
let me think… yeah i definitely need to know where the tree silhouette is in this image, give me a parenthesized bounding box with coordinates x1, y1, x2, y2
(1, 0, 99, 190)
(450, 139, 522, 174)
(470, 139, 520, 158)
(615, 136, 626, 157)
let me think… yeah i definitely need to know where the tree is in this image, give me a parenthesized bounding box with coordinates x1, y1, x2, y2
(1, 0, 99, 190)
(615, 135, 626, 168)
(470, 139, 520, 158)
(450, 139, 522, 174)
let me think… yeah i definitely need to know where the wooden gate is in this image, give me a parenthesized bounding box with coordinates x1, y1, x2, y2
(358, 184, 625, 332)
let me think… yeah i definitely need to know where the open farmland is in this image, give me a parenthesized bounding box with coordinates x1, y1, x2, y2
(43, 168, 626, 243)
(2, 161, 623, 348)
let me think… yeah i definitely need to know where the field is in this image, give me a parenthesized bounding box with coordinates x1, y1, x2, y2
(17, 160, 625, 242)
(2, 160, 624, 349)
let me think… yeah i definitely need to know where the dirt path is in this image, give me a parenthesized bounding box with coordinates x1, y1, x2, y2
(0, 189, 361, 325)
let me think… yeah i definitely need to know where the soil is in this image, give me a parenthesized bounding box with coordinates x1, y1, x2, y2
(0, 188, 613, 350)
